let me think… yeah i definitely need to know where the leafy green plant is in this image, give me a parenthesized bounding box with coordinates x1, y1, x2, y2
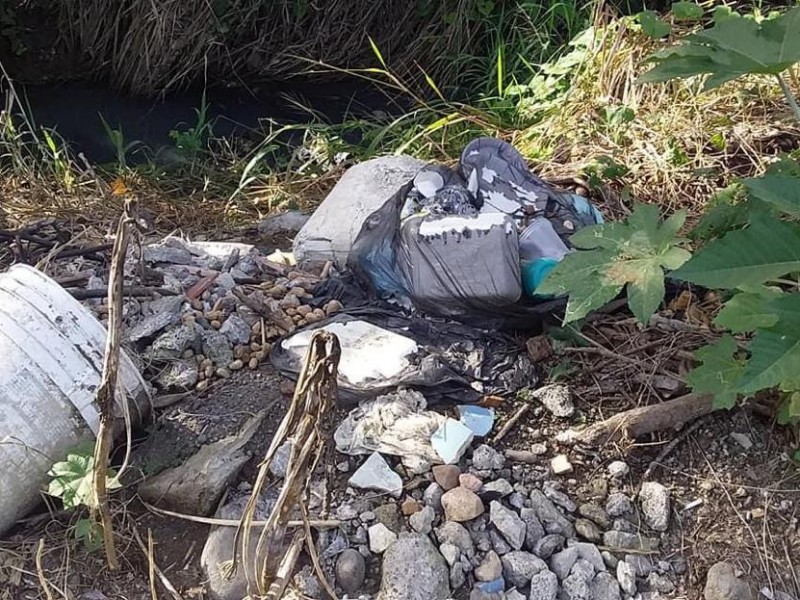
(99, 114, 141, 170)
(169, 91, 214, 163)
(537, 203, 692, 323)
(47, 442, 120, 511)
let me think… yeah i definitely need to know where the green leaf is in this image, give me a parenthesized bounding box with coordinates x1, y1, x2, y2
(672, 2, 703, 21)
(777, 392, 800, 425)
(672, 216, 800, 288)
(624, 262, 666, 323)
(686, 334, 746, 409)
(74, 518, 104, 553)
(638, 10, 671, 39)
(742, 174, 800, 218)
(639, 7, 800, 88)
(46, 443, 120, 510)
(739, 294, 800, 393)
(713, 286, 783, 332)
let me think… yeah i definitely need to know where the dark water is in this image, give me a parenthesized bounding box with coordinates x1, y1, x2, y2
(14, 81, 399, 165)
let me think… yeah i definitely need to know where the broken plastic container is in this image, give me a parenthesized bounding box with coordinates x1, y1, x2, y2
(0, 264, 151, 536)
(519, 217, 571, 297)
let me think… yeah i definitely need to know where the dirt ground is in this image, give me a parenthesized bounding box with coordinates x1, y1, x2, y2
(1, 310, 799, 600)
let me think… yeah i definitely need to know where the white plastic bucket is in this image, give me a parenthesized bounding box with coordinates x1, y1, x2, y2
(0, 264, 151, 535)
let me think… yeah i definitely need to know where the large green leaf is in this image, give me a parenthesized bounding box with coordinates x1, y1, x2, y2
(672, 216, 800, 288)
(639, 8, 800, 89)
(713, 286, 783, 332)
(742, 174, 800, 219)
(739, 294, 800, 393)
(538, 203, 691, 324)
(46, 442, 120, 510)
(686, 334, 746, 409)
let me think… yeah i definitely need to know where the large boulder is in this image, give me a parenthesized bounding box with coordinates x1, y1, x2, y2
(293, 155, 425, 268)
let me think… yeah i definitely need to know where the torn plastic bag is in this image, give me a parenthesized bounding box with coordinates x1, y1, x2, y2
(269, 307, 538, 405)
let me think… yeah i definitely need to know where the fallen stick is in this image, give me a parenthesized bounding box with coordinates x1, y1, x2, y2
(492, 404, 531, 444)
(68, 286, 179, 300)
(556, 393, 714, 446)
(54, 243, 114, 259)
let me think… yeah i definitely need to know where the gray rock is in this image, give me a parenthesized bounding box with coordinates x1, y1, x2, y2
(520, 508, 546, 549)
(128, 298, 184, 343)
(549, 547, 579, 580)
(625, 554, 654, 577)
(442, 487, 485, 522)
(571, 543, 606, 573)
(293, 565, 322, 599)
(579, 503, 612, 529)
(529, 490, 575, 537)
(349, 453, 402, 497)
(603, 531, 658, 553)
(510, 492, 528, 509)
(607, 461, 630, 478)
(155, 360, 198, 390)
(258, 210, 310, 235)
(201, 329, 234, 365)
(490, 501, 526, 550)
(451, 561, 467, 590)
(612, 518, 637, 533)
(617, 561, 637, 596)
(377, 533, 450, 600)
(647, 572, 675, 594)
(475, 551, 503, 582)
(506, 590, 527, 600)
(481, 479, 514, 500)
(543, 484, 576, 512)
(570, 559, 595, 582)
(369, 523, 397, 553)
(639, 482, 670, 532)
(704, 562, 754, 600)
(294, 155, 426, 268)
(424, 483, 445, 511)
(143, 243, 193, 265)
(575, 519, 602, 543)
(436, 522, 475, 556)
(410, 506, 436, 534)
(592, 572, 623, 600)
(606, 493, 634, 518)
(473, 445, 506, 471)
(440, 542, 460, 567)
(219, 314, 251, 345)
(529, 570, 559, 600)
(501, 551, 547, 588)
(601, 551, 618, 570)
(374, 504, 403, 533)
(561, 572, 592, 600)
(149, 323, 200, 359)
(336, 503, 359, 521)
(269, 440, 292, 478)
(533, 534, 565, 559)
(531, 383, 575, 417)
(336, 549, 366, 595)
(489, 528, 512, 555)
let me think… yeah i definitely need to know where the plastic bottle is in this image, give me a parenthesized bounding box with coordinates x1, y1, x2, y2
(519, 217, 571, 296)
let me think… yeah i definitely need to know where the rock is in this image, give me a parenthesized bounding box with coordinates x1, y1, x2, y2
(571, 559, 595, 582)
(624, 555, 654, 577)
(149, 323, 201, 359)
(607, 461, 630, 478)
(501, 551, 547, 588)
(269, 440, 292, 478)
(433, 465, 461, 491)
(509, 492, 527, 509)
(543, 486, 576, 512)
(349, 453, 403, 497)
(606, 493, 634, 518)
(481, 479, 514, 500)
(139, 412, 263, 516)
(201, 329, 234, 365)
(531, 384, 575, 417)
(705, 562, 754, 600)
(295, 155, 426, 267)
(129, 299, 184, 343)
(520, 508, 545, 549)
(529, 490, 575, 537)
(335, 549, 366, 594)
(473, 445, 506, 471)
(529, 570, 559, 600)
(475, 551, 503, 582)
(257, 210, 309, 235)
(369, 523, 397, 553)
(460, 473, 484, 493)
(550, 455, 573, 475)
(639, 482, 670, 532)
(489, 529, 512, 555)
(550, 547, 579, 581)
(612, 518, 637, 533)
(377, 533, 450, 600)
(441, 487, 485, 522)
(647, 572, 675, 593)
(617, 561, 637, 595)
(575, 519, 603, 543)
(374, 504, 403, 533)
(592, 572, 623, 600)
(450, 561, 467, 590)
(603, 531, 658, 552)
(436, 521, 475, 556)
(402, 497, 422, 516)
(440, 542, 460, 567)
(505, 450, 539, 464)
(470, 590, 504, 600)
(490, 501, 526, 550)
(578, 503, 612, 529)
(531, 443, 548, 455)
(410, 506, 436, 534)
(533, 534, 565, 559)
(729, 432, 753, 450)
(561, 572, 592, 600)
(424, 483, 445, 510)
(432, 419, 475, 465)
(336, 503, 359, 520)
(602, 551, 618, 570)
(293, 565, 322, 599)
(143, 243, 193, 265)
(506, 590, 527, 600)
(219, 314, 251, 345)
(155, 360, 198, 390)
(571, 543, 606, 573)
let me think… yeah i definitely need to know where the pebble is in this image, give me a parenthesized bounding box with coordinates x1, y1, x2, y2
(531, 443, 548, 456)
(543, 485, 577, 512)
(572, 558, 595, 581)
(423, 483, 445, 510)
(531, 383, 575, 417)
(460, 474, 483, 492)
(592, 572, 623, 600)
(489, 501, 526, 550)
(436, 522, 475, 556)
(441, 488, 485, 522)
(440, 542, 460, 567)
(269, 441, 292, 478)
(704, 562, 755, 600)
(501, 551, 548, 588)
(248, 356, 259, 369)
(335, 549, 366, 595)
(601, 551, 618, 570)
(529, 490, 575, 537)
(607, 461, 630, 478)
(578, 503, 612, 529)
(617, 561, 637, 595)
(215, 366, 231, 378)
(374, 504, 402, 533)
(562, 572, 592, 600)
(433, 465, 461, 491)
(551, 454, 573, 475)
(730, 432, 753, 450)
(505, 449, 538, 463)
(572, 542, 606, 573)
(481, 479, 514, 500)
(409, 506, 436, 534)
(228, 359, 244, 371)
(488, 529, 512, 555)
(472, 445, 506, 471)
(625, 554, 654, 577)
(325, 299, 344, 315)
(505, 590, 527, 600)
(606, 493, 634, 517)
(475, 551, 503, 582)
(401, 497, 422, 516)
(349, 453, 402, 497)
(533, 534, 565, 559)
(575, 518, 603, 543)
(336, 503, 359, 520)
(647, 572, 675, 593)
(450, 561, 466, 590)
(520, 508, 545, 549)
(529, 570, 559, 600)
(368, 523, 397, 554)
(639, 482, 670, 531)
(550, 547, 579, 580)
(603, 531, 659, 552)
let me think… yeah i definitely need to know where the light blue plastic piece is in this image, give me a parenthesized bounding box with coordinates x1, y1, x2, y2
(457, 405, 495, 437)
(431, 418, 475, 465)
(476, 577, 505, 594)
